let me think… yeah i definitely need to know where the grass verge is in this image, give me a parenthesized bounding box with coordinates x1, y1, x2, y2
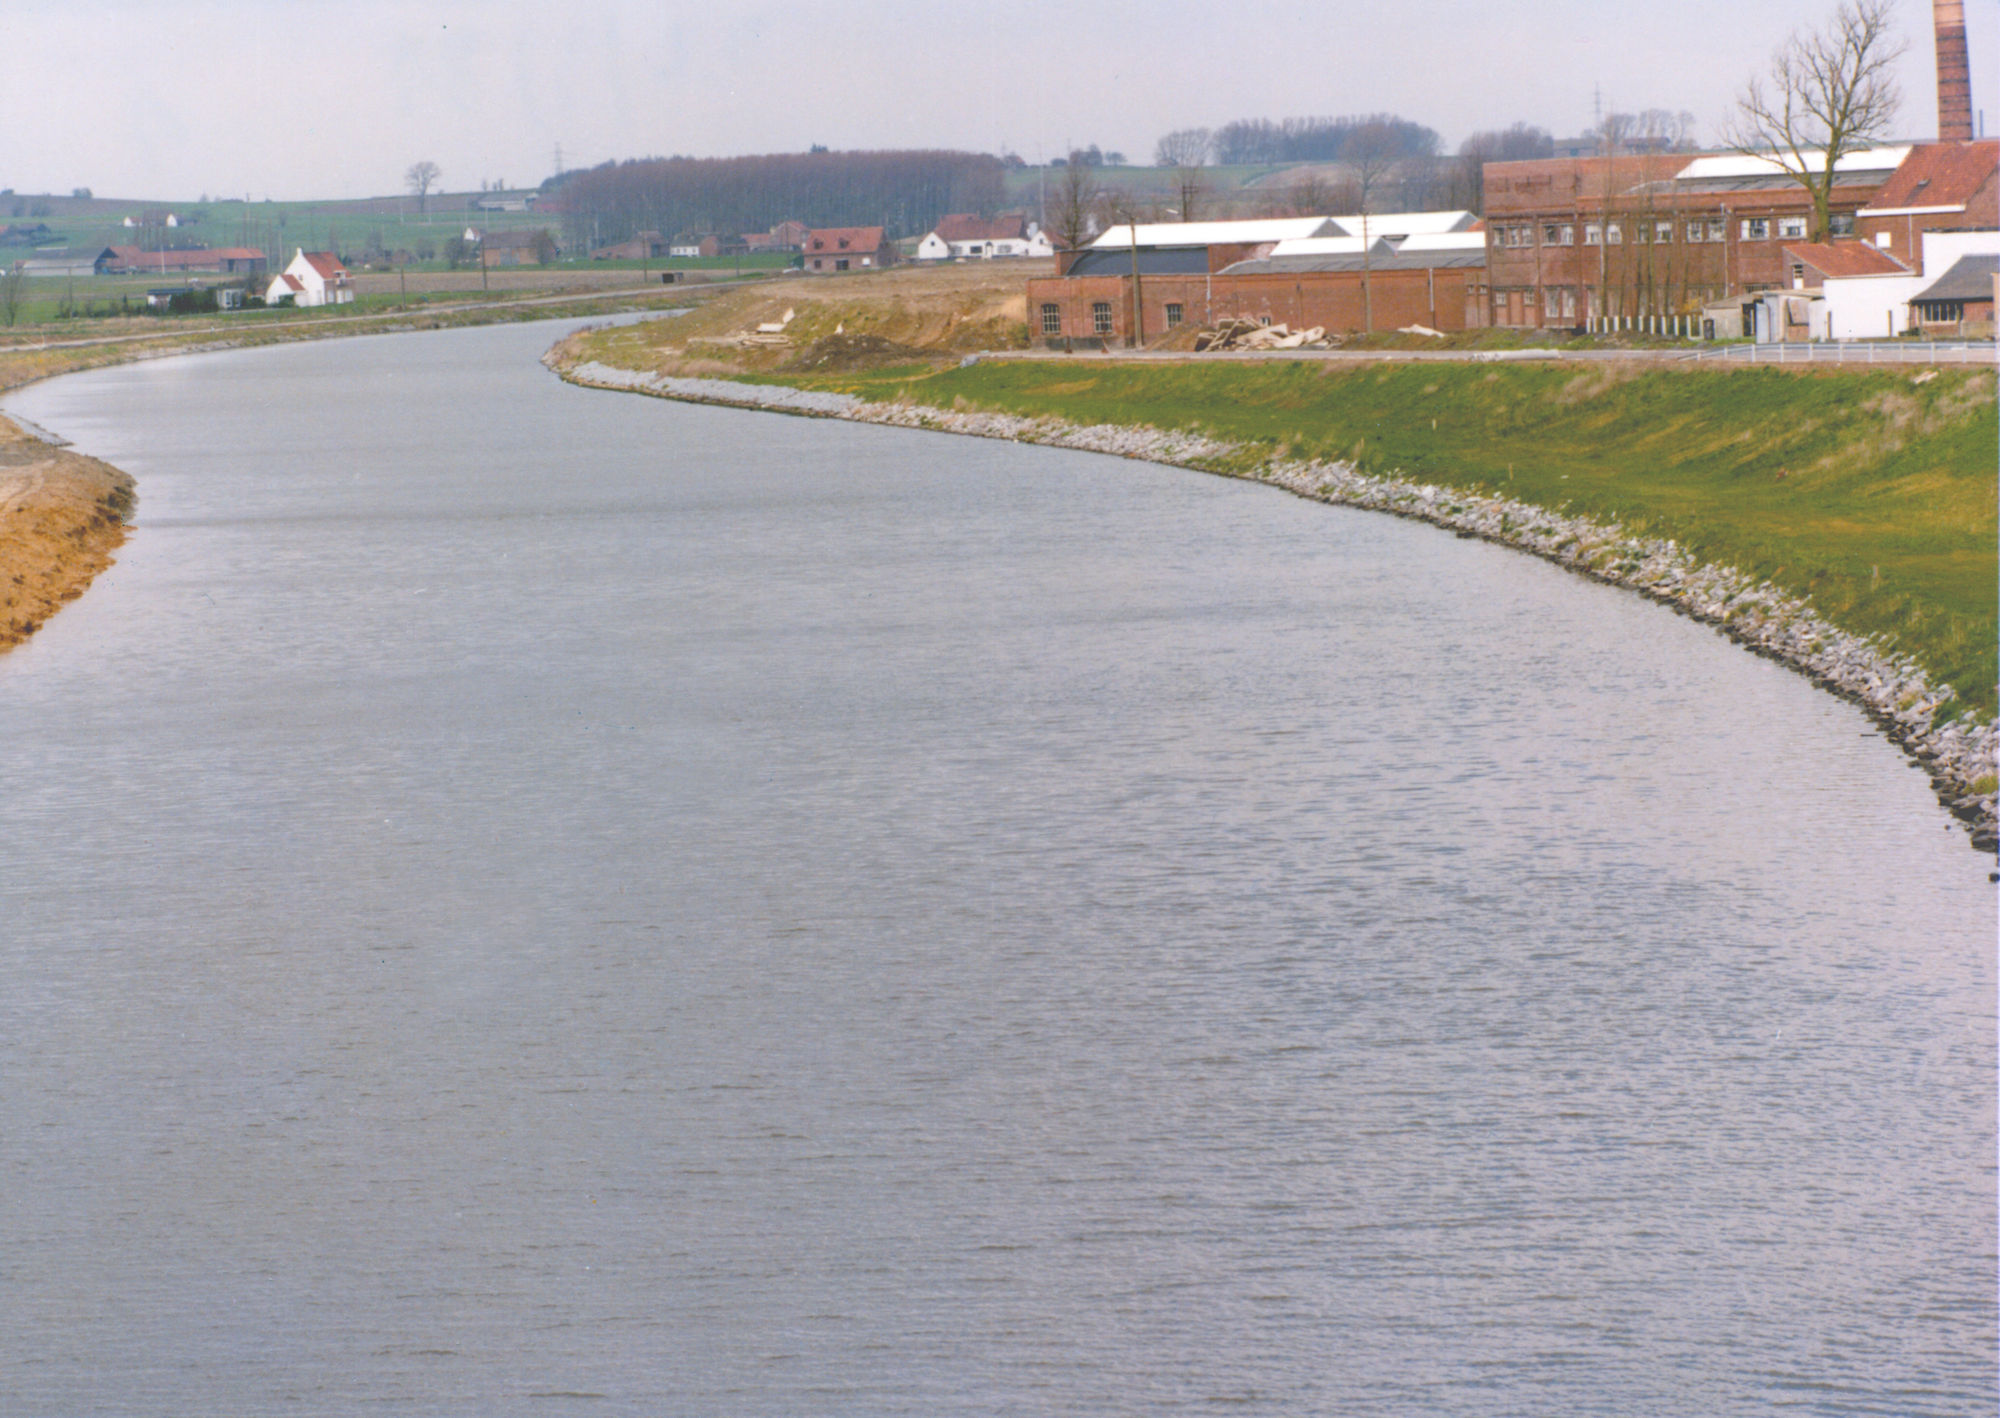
(564, 321, 1998, 720)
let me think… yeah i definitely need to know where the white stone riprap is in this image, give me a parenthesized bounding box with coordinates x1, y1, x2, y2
(556, 358, 1999, 853)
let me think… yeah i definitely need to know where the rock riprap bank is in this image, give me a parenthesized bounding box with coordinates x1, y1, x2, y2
(0, 415, 134, 652)
(559, 356, 1998, 854)
(564, 360, 2000, 856)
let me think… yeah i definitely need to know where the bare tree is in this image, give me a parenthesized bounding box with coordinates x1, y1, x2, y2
(1153, 128, 1212, 168)
(1452, 125, 1555, 213)
(1723, 0, 1905, 241)
(1048, 160, 1096, 256)
(0, 261, 25, 326)
(405, 160, 442, 215)
(1347, 120, 1404, 333)
(1632, 109, 1700, 150)
(1286, 172, 1336, 216)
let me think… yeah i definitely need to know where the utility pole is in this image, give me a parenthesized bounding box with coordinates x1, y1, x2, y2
(1128, 224, 1143, 347)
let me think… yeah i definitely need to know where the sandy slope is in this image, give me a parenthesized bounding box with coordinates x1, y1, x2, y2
(0, 416, 135, 652)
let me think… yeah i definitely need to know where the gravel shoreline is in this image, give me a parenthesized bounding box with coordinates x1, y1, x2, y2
(559, 357, 1999, 855)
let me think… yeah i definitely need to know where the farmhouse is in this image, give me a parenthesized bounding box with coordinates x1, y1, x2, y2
(108, 246, 268, 276)
(802, 226, 896, 273)
(18, 246, 117, 278)
(916, 214, 1052, 261)
(471, 228, 558, 266)
(591, 231, 667, 261)
(265, 249, 353, 307)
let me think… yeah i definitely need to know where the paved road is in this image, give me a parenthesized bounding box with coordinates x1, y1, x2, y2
(975, 340, 1996, 367)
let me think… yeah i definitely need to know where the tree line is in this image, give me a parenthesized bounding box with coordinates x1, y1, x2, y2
(547, 150, 1006, 250)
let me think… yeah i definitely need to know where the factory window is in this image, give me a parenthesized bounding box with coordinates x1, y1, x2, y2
(1741, 218, 1769, 240)
(1584, 223, 1603, 245)
(1705, 219, 1726, 242)
(1164, 303, 1183, 327)
(1604, 222, 1622, 244)
(1542, 223, 1561, 246)
(1777, 216, 1807, 239)
(1091, 301, 1113, 335)
(1687, 220, 1707, 243)
(1830, 213, 1856, 236)
(1040, 303, 1062, 336)
(1655, 220, 1674, 243)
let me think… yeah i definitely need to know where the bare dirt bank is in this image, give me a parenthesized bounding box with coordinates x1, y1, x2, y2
(0, 416, 135, 652)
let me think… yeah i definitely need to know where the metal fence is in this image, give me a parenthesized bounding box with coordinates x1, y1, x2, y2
(1682, 341, 1997, 365)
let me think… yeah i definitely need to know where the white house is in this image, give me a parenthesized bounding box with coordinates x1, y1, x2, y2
(265, 248, 353, 307)
(916, 214, 1053, 260)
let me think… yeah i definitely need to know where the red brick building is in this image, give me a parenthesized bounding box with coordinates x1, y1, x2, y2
(1024, 216, 1488, 344)
(802, 226, 896, 273)
(1481, 147, 1914, 328)
(1855, 139, 1998, 260)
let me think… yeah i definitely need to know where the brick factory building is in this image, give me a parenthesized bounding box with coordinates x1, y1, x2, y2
(1855, 140, 1998, 259)
(1026, 214, 1490, 344)
(1479, 143, 1998, 329)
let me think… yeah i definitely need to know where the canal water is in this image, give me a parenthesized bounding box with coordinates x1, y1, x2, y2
(2, 321, 1992, 1416)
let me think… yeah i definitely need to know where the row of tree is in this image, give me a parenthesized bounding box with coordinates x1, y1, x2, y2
(544, 150, 1007, 251)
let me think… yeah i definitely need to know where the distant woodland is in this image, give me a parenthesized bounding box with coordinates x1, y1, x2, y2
(548, 150, 1006, 247)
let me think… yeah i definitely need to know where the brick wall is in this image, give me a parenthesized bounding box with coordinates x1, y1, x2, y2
(1026, 266, 1487, 343)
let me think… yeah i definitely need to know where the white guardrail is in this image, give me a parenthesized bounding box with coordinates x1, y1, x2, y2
(1682, 341, 1998, 365)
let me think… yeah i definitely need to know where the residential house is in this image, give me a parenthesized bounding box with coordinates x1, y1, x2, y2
(669, 234, 724, 259)
(802, 226, 896, 273)
(265, 248, 353, 306)
(916, 214, 1053, 261)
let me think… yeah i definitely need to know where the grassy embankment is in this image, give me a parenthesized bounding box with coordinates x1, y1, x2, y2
(563, 274, 1997, 720)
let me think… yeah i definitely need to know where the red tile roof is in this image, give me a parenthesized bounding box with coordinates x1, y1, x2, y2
(1864, 140, 1998, 212)
(277, 273, 305, 292)
(932, 213, 1027, 243)
(301, 250, 348, 280)
(1781, 241, 1910, 278)
(804, 226, 885, 253)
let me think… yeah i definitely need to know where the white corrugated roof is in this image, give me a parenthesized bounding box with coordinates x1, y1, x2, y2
(1268, 229, 1488, 259)
(1672, 146, 1912, 181)
(1323, 210, 1479, 237)
(1265, 236, 1368, 258)
(1089, 217, 1338, 248)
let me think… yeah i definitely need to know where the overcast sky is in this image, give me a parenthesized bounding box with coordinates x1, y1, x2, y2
(4, 0, 1995, 200)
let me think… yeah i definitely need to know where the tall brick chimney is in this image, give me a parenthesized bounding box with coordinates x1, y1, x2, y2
(1935, 0, 1974, 140)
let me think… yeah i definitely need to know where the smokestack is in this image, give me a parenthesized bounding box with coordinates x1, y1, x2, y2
(1936, 0, 1974, 141)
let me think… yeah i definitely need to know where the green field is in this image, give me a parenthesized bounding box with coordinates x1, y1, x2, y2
(748, 356, 2000, 718)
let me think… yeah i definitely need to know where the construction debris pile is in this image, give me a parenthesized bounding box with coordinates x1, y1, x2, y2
(689, 307, 799, 349)
(1192, 319, 1340, 352)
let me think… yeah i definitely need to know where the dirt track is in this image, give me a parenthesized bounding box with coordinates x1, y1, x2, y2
(0, 417, 135, 652)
